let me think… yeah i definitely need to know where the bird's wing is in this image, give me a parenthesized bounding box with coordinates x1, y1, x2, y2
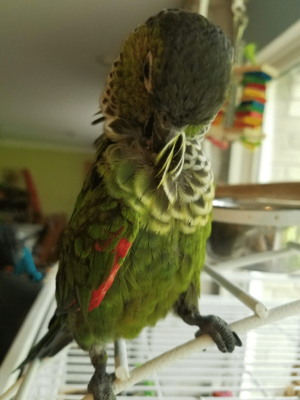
(55, 136, 139, 317)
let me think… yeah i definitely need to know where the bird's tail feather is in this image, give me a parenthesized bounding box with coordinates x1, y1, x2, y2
(17, 314, 73, 371)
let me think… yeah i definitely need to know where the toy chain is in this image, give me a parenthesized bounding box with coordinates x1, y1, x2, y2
(223, 0, 249, 129)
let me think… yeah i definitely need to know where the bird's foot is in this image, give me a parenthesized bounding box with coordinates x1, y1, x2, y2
(195, 314, 242, 353)
(88, 365, 115, 400)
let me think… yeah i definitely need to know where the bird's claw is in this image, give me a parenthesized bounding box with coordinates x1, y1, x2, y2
(88, 368, 116, 400)
(195, 314, 242, 353)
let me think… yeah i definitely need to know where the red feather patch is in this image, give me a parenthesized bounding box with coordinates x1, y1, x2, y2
(88, 237, 132, 312)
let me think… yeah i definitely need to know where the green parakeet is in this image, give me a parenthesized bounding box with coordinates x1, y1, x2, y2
(20, 9, 241, 400)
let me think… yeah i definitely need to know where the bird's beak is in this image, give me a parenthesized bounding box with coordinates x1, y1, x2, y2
(152, 112, 184, 154)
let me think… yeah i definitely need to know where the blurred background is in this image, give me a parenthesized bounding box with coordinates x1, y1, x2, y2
(0, 1, 300, 397)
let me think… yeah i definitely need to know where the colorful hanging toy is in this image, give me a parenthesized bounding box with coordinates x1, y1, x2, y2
(233, 67, 272, 150)
(208, 43, 277, 150)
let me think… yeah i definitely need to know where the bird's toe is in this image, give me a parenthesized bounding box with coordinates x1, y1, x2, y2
(195, 314, 242, 353)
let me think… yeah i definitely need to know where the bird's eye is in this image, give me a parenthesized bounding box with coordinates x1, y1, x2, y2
(143, 114, 154, 139)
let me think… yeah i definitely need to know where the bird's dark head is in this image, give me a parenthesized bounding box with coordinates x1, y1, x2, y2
(101, 9, 232, 151)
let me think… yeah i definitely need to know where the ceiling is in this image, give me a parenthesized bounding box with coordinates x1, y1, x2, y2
(0, 0, 183, 150)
